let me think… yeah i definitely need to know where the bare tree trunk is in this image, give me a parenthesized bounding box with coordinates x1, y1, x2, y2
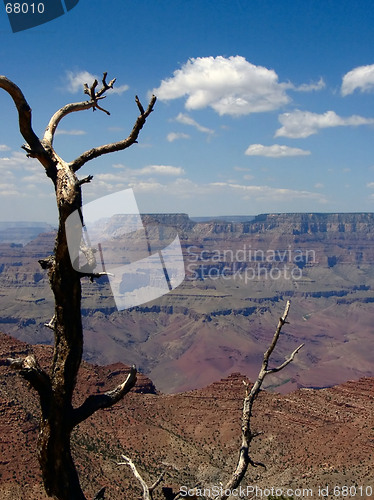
(1, 73, 154, 500)
(38, 167, 85, 499)
(119, 301, 303, 500)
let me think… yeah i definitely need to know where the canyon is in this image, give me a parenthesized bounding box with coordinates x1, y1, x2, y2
(0, 332, 373, 499)
(0, 213, 373, 393)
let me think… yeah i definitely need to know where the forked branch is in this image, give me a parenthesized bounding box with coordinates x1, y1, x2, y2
(118, 301, 303, 500)
(70, 93, 157, 172)
(117, 455, 165, 500)
(216, 300, 304, 499)
(43, 73, 116, 146)
(118, 455, 152, 500)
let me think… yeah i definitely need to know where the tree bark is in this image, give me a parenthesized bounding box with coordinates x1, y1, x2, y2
(38, 166, 86, 499)
(1, 73, 155, 500)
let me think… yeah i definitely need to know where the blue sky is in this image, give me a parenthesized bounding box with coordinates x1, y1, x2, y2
(0, 0, 374, 222)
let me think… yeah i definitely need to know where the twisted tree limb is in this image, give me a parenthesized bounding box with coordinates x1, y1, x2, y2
(72, 366, 137, 427)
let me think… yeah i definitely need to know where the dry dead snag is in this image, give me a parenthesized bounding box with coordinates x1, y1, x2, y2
(216, 299, 303, 500)
(118, 300, 303, 500)
(1, 73, 156, 500)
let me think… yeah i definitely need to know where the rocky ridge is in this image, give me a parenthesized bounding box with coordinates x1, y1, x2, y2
(0, 332, 373, 499)
(0, 213, 373, 393)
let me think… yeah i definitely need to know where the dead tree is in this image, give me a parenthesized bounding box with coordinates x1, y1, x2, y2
(0, 73, 156, 500)
(216, 300, 303, 500)
(119, 300, 303, 500)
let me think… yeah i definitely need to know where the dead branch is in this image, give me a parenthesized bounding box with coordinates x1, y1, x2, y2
(216, 300, 303, 499)
(117, 455, 167, 500)
(93, 487, 106, 500)
(71, 366, 137, 427)
(70, 94, 157, 172)
(77, 175, 94, 186)
(44, 314, 56, 330)
(0, 76, 41, 150)
(150, 472, 166, 496)
(117, 455, 152, 500)
(0, 76, 48, 161)
(7, 355, 52, 418)
(43, 73, 116, 146)
(7, 354, 50, 391)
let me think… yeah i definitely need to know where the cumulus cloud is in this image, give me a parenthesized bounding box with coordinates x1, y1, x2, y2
(291, 77, 326, 92)
(175, 113, 214, 134)
(245, 144, 311, 157)
(66, 70, 97, 93)
(0, 145, 10, 151)
(341, 64, 374, 96)
(66, 70, 128, 95)
(167, 132, 190, 142)
(153, 56, 291, 116)
(275, 110, 374, 138)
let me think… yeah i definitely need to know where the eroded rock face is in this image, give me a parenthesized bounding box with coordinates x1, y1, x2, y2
(0, 332, 373, 500)
(0, 214, 374, 393)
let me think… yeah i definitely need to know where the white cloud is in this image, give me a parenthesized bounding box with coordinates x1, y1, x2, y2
(210, 182, 327, 202)
(92, 173, 122, 182)
(291, 77, 326, 92)
(0, 182, 23, 196)
(0, 151, 40, 169)
(110, 84, 129, 95)
(153, 56, 290, 116)
(66, 70, 97, 93)
(245, 144, 311, 157)
(366, 182, 374, 188)
(175, 113, 214, 134)
(93, 165, 184, 188)
(167, 132, 190, 142)
(233, 166, 251, 172)
(0, 145, 10, 151)
(128, 181, 166, 192)
(66, 70, 128, 95)
(55, 129, 86, 136)
(341, 64, 374, 96)
(85, 173, 328, 211)
(137, 165, 185, 176)
(275, 110, 374, 138)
